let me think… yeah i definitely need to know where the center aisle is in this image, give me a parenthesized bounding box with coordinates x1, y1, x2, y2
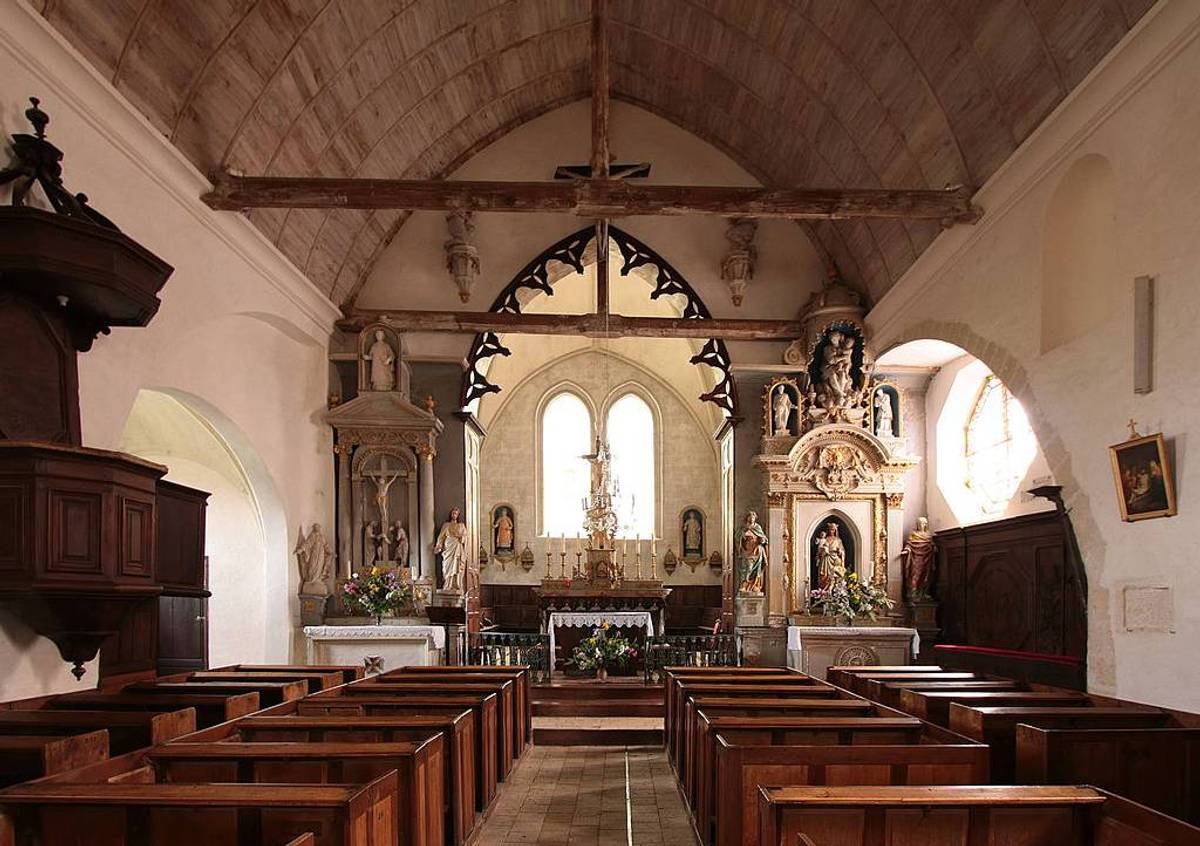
(475, 744, 699, 846)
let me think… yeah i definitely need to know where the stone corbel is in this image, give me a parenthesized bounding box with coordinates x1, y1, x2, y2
(444, 210, 481, 303)
(720, 218, 757, 307)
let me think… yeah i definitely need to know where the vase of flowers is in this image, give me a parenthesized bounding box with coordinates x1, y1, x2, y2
(569, 623, 640, 679)
(342, 566, 412, 623)
(809, 571, 894, 626)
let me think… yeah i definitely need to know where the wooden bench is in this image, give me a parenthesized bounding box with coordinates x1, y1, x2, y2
(330, 682, 515, 782)
(860, 679, 1023, 709)
(234, 714, 477, 846)
(899, 689, 1090, 726)
(711, 734, 988, 846)
(298, 695, 498, 808)
(380, 667, 531, 745)
(949, 705, 1171, 782)
(756, 785, 1200, 846)
(840, 672, 979, 697)
(691, 715, 927, 837)
(0, 774, 399, 846)
(49, 691, 261, 728)
(825, 665, 942, 688)
(125, 680, 307, 708)
(683, 699, 878, 810)
(0, 710, 195, 756)
(147, 740, 444, 846)
(0, 731, 108, 787)
(368, 673, 527, 757)
(1015, 725, 1200, 825)
(219, 664, 365, 686)
(187, 670, 345, 694)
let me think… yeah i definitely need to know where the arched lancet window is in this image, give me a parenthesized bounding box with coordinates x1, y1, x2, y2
(606, 393, 654, 538)
(542, 392, 592, 537)
(965, 374, 1037, 514)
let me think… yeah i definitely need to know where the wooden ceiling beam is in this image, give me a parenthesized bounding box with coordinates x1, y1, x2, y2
(203, 175, 980, 222)
(591, 0, 610, 181)
(337, 308, 804, 341)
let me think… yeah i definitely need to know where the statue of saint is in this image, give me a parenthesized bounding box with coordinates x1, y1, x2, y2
(364, 521, 380, 568)
(901, 516, 936, 600)
(392, 522, 409, 567)
(492, 508, 514, 552)
(295, 523, 333, 595)
(874, 389, 894, 437)
(737, 511, 768, 595)
(364, 329, 396, 391)
(435, 507, 469, 593)
(772, 385, 794, 435)
(817, 331, 856, 413)
(814, 522, 847, 590)
(682, 510, 702, 555)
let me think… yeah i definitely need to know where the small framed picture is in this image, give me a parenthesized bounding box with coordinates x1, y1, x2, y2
(1109, 433, 1177, 522)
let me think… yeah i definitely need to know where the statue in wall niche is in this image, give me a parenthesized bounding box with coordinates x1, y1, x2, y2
(392, 521, 410, 567)
(901, 516, 936, 600)
(822, 331, 856, 405)
(814, 522, 847, 590)
(737, 511, 768, 595)
(874, 388, 894, 438)
(772, 385, 795, 436)
(364, 521, 380, 568)
(364, 329, 396, 391)
(295, 523, 333, 596)
(435, 507, 468, 593)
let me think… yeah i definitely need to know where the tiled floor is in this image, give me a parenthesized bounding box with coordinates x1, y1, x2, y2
(475, 745, 699, 846)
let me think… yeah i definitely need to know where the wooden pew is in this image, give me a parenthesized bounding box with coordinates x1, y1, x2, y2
(0, 710, 195, 756)
(381, 667, 532, 745)
(147, 740, 444, 846)
(825, 665, 942, 688)
(691, 715, 927, 837)
(899, 689, 1090, 725)
(235, 714, 476, 846)
(220, 664, 365, 685)
(124, 680, 307, 708)
(669, 681, 839, 770)
(331, 682, 515, 782)
(285, 835, 317, 846)
(370, 672, 527, 757)
(0, 774, 399, 846)
(299, 695, 499, 808)
(1015, 725, 1200, 825)
(949, 705, 1171, 782)
(755, 785, 1200, 846)
(711, 733, 988, 846)
(49, 691, 261, 728)
(840, 671, 978, 697)
(187, 670, 345, 694)
(860, 679, 1023, 709)
(683, 699, 878, 810)
(0, 731, 108, 787)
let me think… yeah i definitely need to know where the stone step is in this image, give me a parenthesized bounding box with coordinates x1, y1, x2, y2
(532, 699, 663, 717)
(530, 680, 662, 702)
(533, 727, 664, 746)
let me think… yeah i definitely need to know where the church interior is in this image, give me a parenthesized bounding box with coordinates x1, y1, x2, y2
(1, 0, 1199, 843)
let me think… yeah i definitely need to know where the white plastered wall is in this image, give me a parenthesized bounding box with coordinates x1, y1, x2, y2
(869, 0, 1200, 711)
(0, 4, 338, 699)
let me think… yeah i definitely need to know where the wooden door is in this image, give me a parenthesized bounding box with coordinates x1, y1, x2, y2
(158, 595, 208, 675)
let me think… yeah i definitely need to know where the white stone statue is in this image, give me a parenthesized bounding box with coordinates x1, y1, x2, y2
(874, 389, 894, 437)
(364, 521, 380, 568)
(814, 522, 847, 590)
(434, 507, 468, 593)
(683, 511, 702, 553)
(821, 331, 856, 408)
(392, 521, 409, 567)
(364, 329, 396, 391)
(772, 385, 795, 436)
(295, 523, 333, 596)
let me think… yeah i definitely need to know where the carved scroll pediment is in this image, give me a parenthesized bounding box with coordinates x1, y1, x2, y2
(787, 426, 889, 500)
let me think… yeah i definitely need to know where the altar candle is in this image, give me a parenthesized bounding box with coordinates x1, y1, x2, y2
(651, 537, 656, 556)
(576, 535, 582, 553)
(560, 533, 565, 553)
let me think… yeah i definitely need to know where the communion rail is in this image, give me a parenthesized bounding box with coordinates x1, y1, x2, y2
(467, 631, 551, 682)
(644, 633, 740, 682)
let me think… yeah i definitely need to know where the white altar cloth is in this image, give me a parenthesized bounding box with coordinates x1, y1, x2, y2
(547, 611, 654, 667)
(303, 625, 445, 673)
(787, 625, 919, 656)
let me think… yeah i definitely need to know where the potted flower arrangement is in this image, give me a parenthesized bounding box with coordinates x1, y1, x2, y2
(809, 571, 894, 626)
(342, 566, 412, 624)
(569, 623, 640, 681)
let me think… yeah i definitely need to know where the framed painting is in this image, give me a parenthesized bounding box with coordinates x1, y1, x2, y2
(1109, 433, 1176, 521)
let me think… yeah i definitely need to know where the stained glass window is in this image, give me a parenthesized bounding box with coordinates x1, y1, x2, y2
(964, 374, 1037, 513)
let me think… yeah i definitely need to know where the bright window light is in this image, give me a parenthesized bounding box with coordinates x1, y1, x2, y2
(542, 392, 591, 537)
(964, 374, 1037, 513)
(606, 393, 654, 538)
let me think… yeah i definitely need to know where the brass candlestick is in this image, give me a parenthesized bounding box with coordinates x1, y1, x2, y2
(574, 551, 583, 578)
(559, 551, 568, 579)
(650, 552, 657, 581)
(635, 551, 642, 580)
(545, 551, 553, 576)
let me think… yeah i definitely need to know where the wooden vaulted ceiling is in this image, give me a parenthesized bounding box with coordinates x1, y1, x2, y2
(39, 0, 1152, 308)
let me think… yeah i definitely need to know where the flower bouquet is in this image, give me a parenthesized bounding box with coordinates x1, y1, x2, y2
(569, 623, 640, 681)
(342, 566, 413, 623)
(809, 571, 894, 626)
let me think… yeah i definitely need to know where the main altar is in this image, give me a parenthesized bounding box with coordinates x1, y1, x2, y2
(535, 439, 669, 671)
